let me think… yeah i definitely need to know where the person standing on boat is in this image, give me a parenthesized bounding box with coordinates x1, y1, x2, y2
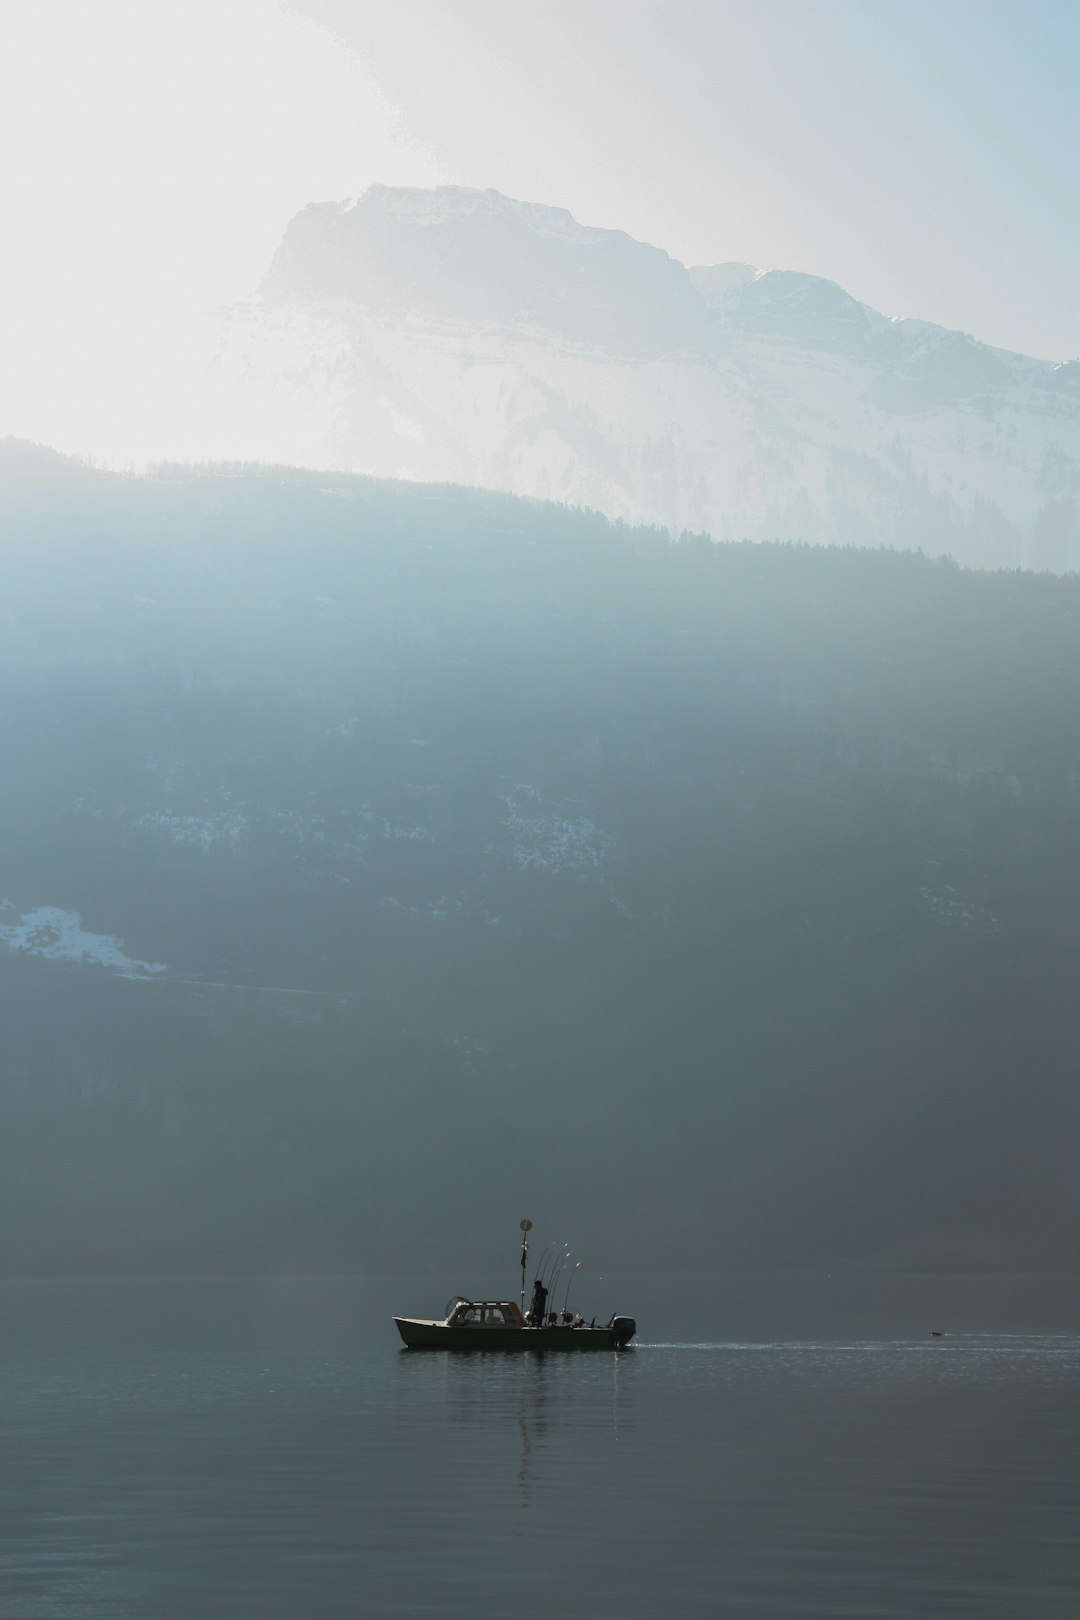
(527, 1278, 548, 1325)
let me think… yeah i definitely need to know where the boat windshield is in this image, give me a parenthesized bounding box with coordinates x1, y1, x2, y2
(482, 1305, 516, 1325)
(449, 1305, 481, 1325)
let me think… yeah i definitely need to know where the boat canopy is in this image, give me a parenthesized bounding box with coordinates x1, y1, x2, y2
(445, 1300, 526, 1327)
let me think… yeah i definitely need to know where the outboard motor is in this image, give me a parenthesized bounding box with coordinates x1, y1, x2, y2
(609, 1315, 636, 1348)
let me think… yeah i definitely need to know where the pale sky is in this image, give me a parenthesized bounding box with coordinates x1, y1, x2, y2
(301, 0, 1080, 360)
(1, 0, 1076, 455)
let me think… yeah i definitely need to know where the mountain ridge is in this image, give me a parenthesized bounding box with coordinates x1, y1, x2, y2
(261, 185, 1066, 364)
(202, 185, 1080, 570)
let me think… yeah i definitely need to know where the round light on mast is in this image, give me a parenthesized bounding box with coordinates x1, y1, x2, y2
(520, 1218, 533, 1231)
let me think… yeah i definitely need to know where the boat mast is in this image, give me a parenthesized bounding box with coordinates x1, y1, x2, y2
(519, 1218, 532, 1313)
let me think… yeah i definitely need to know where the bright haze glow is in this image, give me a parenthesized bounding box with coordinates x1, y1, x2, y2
(0, 0, 443, 460)
(1, 0, 1076, 464)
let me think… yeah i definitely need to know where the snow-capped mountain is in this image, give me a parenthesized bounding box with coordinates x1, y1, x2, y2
(202, 185, 1080, 569)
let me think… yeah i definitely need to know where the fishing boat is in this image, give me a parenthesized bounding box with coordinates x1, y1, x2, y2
(393, 1220, 637, 1351)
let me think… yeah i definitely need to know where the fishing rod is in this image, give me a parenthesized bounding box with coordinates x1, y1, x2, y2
(561, 1260, 583, 1319)
(545, 1246, 570, 1296)
(533, 1240, 561, 1289)
(538, 1242, 569, 1291)
(525, 1239, 561, 1322)
(548, 1248, 573, 1312)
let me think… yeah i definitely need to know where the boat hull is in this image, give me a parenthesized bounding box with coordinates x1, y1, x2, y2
(394, 1317, 631, 1350)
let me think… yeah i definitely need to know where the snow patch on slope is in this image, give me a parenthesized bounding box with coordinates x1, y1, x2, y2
(498, 783, 610, 874)
(358, 185, 618, 245)
(137, 810, 247, 851)
(136, 805, 375, 856)
(920, 886, 1000, 935)
(0, 903, 166, 976)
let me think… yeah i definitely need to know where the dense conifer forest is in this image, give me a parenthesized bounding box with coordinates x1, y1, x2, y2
(2, 441, 1079, 1276)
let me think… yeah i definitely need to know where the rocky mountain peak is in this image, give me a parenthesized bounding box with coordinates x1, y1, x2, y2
(203, 184, 1080, 569)
(257, 184, 703, 356)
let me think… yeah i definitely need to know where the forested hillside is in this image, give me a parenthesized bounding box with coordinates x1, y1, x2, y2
(2, 441, 1079, 1276)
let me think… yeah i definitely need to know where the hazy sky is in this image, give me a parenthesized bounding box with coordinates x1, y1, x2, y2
(302, 0, 1080, 359)
(1, 0, 1076, 452)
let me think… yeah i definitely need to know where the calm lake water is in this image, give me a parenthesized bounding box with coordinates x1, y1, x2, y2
(3, 1275, 1079, 1619)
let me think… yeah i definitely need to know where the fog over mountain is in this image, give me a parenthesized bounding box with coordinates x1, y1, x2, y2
(197, 185, 1080, 571)
(4, 442, 1080, 1278)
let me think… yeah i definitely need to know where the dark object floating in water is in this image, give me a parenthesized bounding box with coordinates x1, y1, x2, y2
(930, 1330, 944, 1337)
(393, 1220, 636, 1351)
